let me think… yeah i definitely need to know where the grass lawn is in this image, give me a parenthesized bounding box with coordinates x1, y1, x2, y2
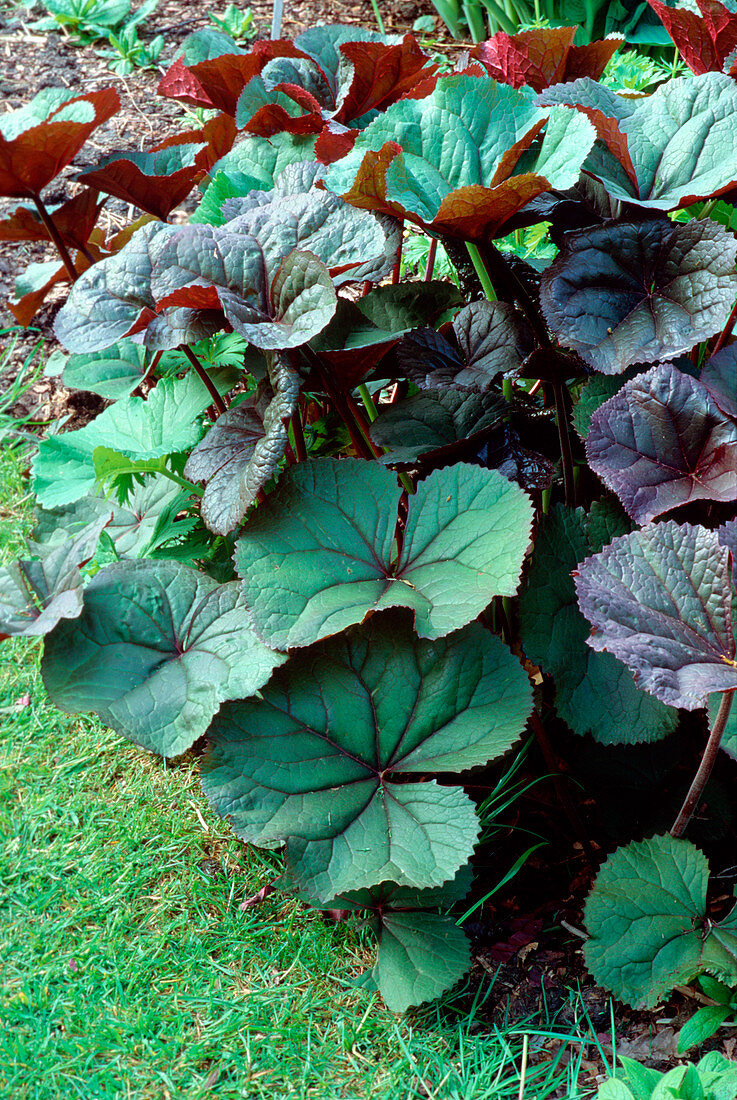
(0, 445, 597, 1099)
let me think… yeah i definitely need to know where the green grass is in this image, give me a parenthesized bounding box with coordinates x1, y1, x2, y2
(0, 445, 597, 1099)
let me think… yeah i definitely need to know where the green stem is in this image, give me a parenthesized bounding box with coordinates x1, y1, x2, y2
(477, 0, 517, 34)
(32, 193, 78, 284)
(181, 345, 226, 415)
(552, 377, 575, 507)
(671, 690, 735, 839)
(357, 384, 378, 423)
(698, 198, 717, 220)
(369, 0, 386, 33)
(465, 242, 497, 301)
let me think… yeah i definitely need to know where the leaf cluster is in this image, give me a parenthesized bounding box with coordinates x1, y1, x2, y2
(3, 16, 737, 1021)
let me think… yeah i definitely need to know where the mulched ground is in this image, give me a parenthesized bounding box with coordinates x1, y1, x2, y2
(2, 2, 737, 1089)
(0, 0, 436, 424)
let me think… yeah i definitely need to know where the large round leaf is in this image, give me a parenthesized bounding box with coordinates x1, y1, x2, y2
(42, 560, 286, 757)
(234, 458, 533, 647)
(202, 610, 532, 900)
(540, 218, 737, 374)
(586, 363, 737, 524)
(585, 834, 737, 1008)
(574, 521, 737, 709)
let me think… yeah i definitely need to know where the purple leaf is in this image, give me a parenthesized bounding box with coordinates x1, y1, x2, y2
(586, 363, 737, 523)
(701, 344, 737, 418)
(574, 521, 737, 709)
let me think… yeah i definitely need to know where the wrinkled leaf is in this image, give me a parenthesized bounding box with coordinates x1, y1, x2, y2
(542, 72, 737, 210)
(540, 218, 737, 374)
(586, 364, 737, 524)
(0, 189, 103, 252)
(574, 521, 737, 709)
(324, 75, 595, 240)
(42, 560, 285, 756)
(471, 26, 621, 92)
(584, 833, 737, 1007)
(647, 0, 737, 75)
(397, 300, 533, 391)
(701, 345, 737, 419)
(202, 609, 531, 899)
(235, 458, 533, 646)
(185, 353, 300, 534)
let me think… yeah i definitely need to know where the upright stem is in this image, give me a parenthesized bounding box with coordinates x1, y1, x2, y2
(466, 243, 498, 302)
(270, 0, 283, 37)
(290, 407, 307, 462)
(424, 237, 438, 282)
(181, 345, 226, 415)
(32, 194, 78, 284)
(552, 378, 575, 507)
(392, 222, 404, 284)
(477, 242, 552, 349)
(671, 690, 735, 838)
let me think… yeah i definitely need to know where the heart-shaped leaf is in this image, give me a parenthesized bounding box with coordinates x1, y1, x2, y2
(0, 86, 120, 198)
(234, 458, 533, 647)
(370, 389, 508, 466)
(202, 609, 532, 900)
(520, 504, 678, 744)
(586, 364, 737, 524)
(584, 833, 737, 1007)
(31, 372, 215, 508)
(397, 300, 533, 391)
(0, 514, 110, 641)
(42, 560, 286, 757)
(540, 219, 737, 374)
(542, 72, 737, 210)
(574, 521, 737, 709)
(471, 26, 621, 92)
(324, 75, 595, 240)
(185, 353, 301, 534)
(647, 0, 737, 75)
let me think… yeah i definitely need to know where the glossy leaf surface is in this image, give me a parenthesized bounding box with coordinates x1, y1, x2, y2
(235, 459, 533, 646)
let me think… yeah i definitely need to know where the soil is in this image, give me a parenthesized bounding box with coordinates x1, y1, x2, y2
(3, 4, 737, 1093)
(0, 0, 438, 425)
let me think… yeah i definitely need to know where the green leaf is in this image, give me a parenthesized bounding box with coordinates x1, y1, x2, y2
(710, 692, 737, 762)
(61, 341, 150, 399)
(584, 833, 737, 1008)
(573, 372, 632, 440)
(234, 458, 533, 647)
(677, 1006, 732, 1054)
(519, 505, 677, 745)
(542, 73, 737, 210)
(202, 609, 531, 900)
(202, 132, 317, 198)
(33, 479, 189, 560)
(185, 353, 301, 534)
(0, 514, 110, 640)
(42, 560, 285, 757)
(324, 75, 595, 239)
(374, 911, 470, 1013)
(370, 389, 508, 467)
(32, 373, 214, 508)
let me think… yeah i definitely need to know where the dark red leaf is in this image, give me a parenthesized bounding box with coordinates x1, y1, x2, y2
(0, 87, 120, 199)
(0, 188, 102, 252)
(7, 260, 69, 326)
(315, 122, 358, 165)
(243, 85, 324, 138)
(77, 115, 236, 221)
(157, 41, 305, 116)
(335, 35, 439, 122)
(648, 0, 737, 74)
(471, 27, 620, 92)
